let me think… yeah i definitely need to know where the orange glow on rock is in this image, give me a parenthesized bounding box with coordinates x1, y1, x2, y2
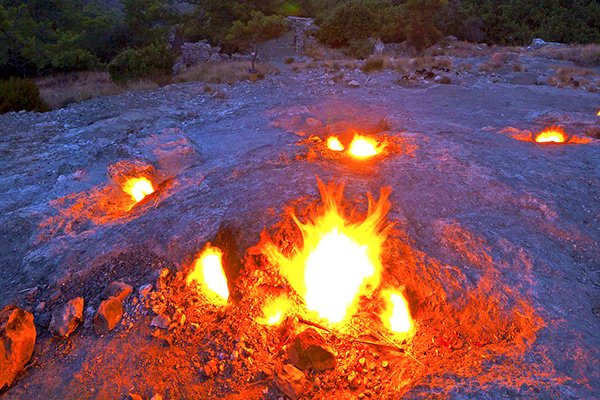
(259, 179, 392, 325)
(122, 177, 154, 203)
(186, 244, 229, 303)
(327, 136, 344, 151)
(534, 127, 568, 143)
(382, 290, 414, 335)
(348, 135, 383, 158)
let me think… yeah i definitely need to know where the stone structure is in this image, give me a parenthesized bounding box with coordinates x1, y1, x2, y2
(287, 17, 317, 54)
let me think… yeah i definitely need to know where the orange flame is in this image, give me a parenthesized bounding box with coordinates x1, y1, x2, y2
(186, 244, 229, 303)
(382, 290, 414, 336)
(259, 295, 291, 326)
(122, 177, 154, 203)
(327, 136, 344, 151)
(348, 134, 384, 158)
(260, 179, 393, 325)
(534, 127, 568, 143)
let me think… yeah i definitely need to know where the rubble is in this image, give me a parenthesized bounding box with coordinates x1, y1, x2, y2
(287, 328, 336, 371)
(49, 297, 84, 337)
(150, 314, 170, 330)
(0, 306, 36, 389)
(93, 297, 124, 335)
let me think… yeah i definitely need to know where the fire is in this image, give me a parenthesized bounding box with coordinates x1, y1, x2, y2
(186, 244, 229, 303)
(327, 136, 344, 151)
(122, 177, 154, 203)
(259, 296, 291, 326)
(260, 179, 392, 325)
(382, 291, 414, 335)
(348, 135, 383, 158)
(534, 127, 568, 143)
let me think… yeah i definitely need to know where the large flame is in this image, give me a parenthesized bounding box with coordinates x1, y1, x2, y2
(186, 244, 229, 303)
(327, 136, 344, 151)
(382, 290, 414, 335)
(122, 177, 154, 203)
(260, 180, 393, 325)
(348, 135, 383, 158)
(534, 127, 568, 143)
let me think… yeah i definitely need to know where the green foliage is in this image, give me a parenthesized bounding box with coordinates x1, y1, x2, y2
(0, 1, 126, 75)
(346, 39, 373, 59)
(404, 0, 447, 51)
(123, 0, 178, 47)
(461, 0, 600, 45)
(0, 78, 49, 114)
(317, 0, 401, 47)
(225, 11, 287, 49)
(108, 43, 174, 83)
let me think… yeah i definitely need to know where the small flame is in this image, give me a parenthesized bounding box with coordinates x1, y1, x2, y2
(186, 244, 229, 303)
(348, 135, 383, 158)
(259, 179, 392, 325)
(383, 291, 414, 335)
(259, 296, 291, 326)
(327, 136, 344, 151)
(123, 177, 154, 203)
(534, 127, 568, 143)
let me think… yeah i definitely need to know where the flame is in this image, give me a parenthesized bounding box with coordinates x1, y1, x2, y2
(186, 244, 229, 303)
(348, 135, 383, 158)
(260, 179, 392, 325)
(382, 291, 414, 335)
(122, 177, 154, 203)
(534, 127, 568, 143)
(259, 296, 291, 326)
(327, 136, 344, 151)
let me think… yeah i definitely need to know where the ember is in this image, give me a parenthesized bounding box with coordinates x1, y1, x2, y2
(186, 244, 229, 303)
(122, 177, 154, 203)
(348, 134, 383, 158)
(534, 127, 568, 143)
(326, 136, 344, 151)
(260, 180, 393, 325)
(382, 290, 414, 335)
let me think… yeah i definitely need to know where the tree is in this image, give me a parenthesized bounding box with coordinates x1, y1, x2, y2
(225, 11, 286, 72)
(403, 0, 448, 50)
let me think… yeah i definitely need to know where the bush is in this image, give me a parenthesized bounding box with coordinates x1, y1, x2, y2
(361, 56, 386, 73)
(346, 39, 373, 59)
(0, 78, 49, 113)
(108, 43, 174, 83)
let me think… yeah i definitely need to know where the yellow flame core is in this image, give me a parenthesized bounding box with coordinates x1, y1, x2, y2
(123, 177, 154, 203)
(261, 180, 392, 325)
(383, 291, 414, 335)
(348, 135, 383, 158)
(534, 127, 567, 143)
(259, 296, 290, 326)
(327, 136, 344, 151)
(186, 245, 229, 303)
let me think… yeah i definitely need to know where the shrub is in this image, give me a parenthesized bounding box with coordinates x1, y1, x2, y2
(108, 43, 174, 83)
(361, 56, 386, 73)
(0, 78, 49, 113)
(175, 62, 278, 84)
(346, 39, 373, 59)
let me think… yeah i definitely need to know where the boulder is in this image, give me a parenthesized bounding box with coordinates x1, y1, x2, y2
(275, 364, 307, 400)
(530, 38, 547, 49)
(287, 328, 336, 371)
(49, 297, 84, 337)
(348, 80, 361, 88)
(103, 281, 133, 302)
(93, 297, 123, 335)
(150, 314, 170, 330)
(0, 306, 36, 389)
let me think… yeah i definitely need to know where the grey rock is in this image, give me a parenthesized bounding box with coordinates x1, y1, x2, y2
(50, 297, 84, 337)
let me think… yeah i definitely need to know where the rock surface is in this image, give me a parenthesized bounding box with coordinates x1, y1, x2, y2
(49, 297, 84, 337)
(93, 297, 123, 335)
(275, 364, 307, 400)
(0, 306, 36, 388)
(287, 328, 336, 371)
(103, 281, 133, 302)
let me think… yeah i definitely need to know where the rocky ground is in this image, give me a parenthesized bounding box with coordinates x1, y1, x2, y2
(0, 51, 599, 399)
